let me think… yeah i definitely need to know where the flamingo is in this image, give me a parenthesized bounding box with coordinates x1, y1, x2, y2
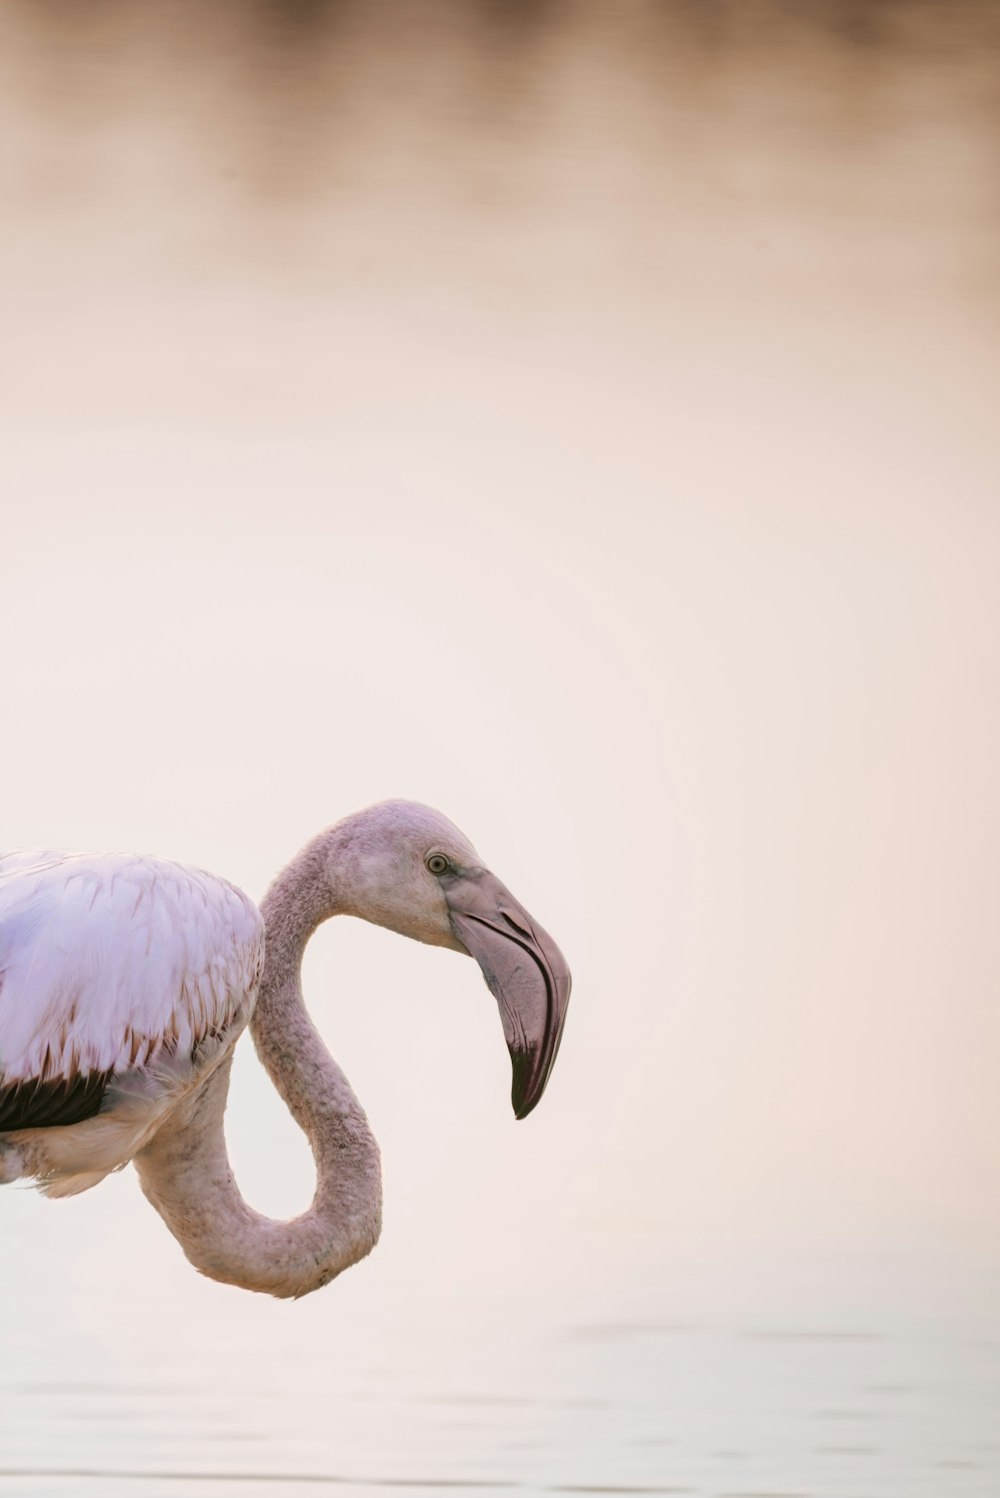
(0, 801, 570, 1298)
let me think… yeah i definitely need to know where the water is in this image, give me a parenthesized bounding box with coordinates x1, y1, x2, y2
(2, 1168, 999, 1496)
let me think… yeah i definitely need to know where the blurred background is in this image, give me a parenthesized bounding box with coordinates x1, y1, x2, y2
(1, 2, 998, 1495)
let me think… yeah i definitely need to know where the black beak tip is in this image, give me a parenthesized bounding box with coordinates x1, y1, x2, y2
(510, 1049, 546, 1120)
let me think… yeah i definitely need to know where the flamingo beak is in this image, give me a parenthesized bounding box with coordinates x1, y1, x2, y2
(444, 871, 571, 1119)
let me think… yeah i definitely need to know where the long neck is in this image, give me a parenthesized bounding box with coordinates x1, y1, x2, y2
(134, 838, 382, 1299)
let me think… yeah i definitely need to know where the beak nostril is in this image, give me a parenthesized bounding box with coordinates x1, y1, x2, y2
(500, 910, 533, 940)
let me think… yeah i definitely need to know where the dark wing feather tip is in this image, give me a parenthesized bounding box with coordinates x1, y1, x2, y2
(0, 1071, 112, 1130)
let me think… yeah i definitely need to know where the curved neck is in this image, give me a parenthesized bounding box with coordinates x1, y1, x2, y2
(134, 839, 382, 1299)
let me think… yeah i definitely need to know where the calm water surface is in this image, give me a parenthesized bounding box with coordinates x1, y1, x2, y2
(2, 1179, 999, 1497)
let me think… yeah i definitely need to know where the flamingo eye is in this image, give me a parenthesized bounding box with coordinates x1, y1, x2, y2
(426, 854, 450, 876)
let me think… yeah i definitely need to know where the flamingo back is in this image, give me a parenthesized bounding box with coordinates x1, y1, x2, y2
(0, 851, 264, 1192)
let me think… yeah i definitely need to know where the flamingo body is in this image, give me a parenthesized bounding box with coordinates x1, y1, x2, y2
(0, 851, 263, 1194)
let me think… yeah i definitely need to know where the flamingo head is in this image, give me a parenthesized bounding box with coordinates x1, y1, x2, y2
(327, 800, 571, 1119)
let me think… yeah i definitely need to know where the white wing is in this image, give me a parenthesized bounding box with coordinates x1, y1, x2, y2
(0, 851, 264, 1128)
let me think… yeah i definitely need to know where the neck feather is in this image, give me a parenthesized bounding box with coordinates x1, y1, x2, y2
(134, 835, 382, 1299)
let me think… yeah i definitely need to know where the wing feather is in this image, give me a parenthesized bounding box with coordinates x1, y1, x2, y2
(0, 851, 265, 1126)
